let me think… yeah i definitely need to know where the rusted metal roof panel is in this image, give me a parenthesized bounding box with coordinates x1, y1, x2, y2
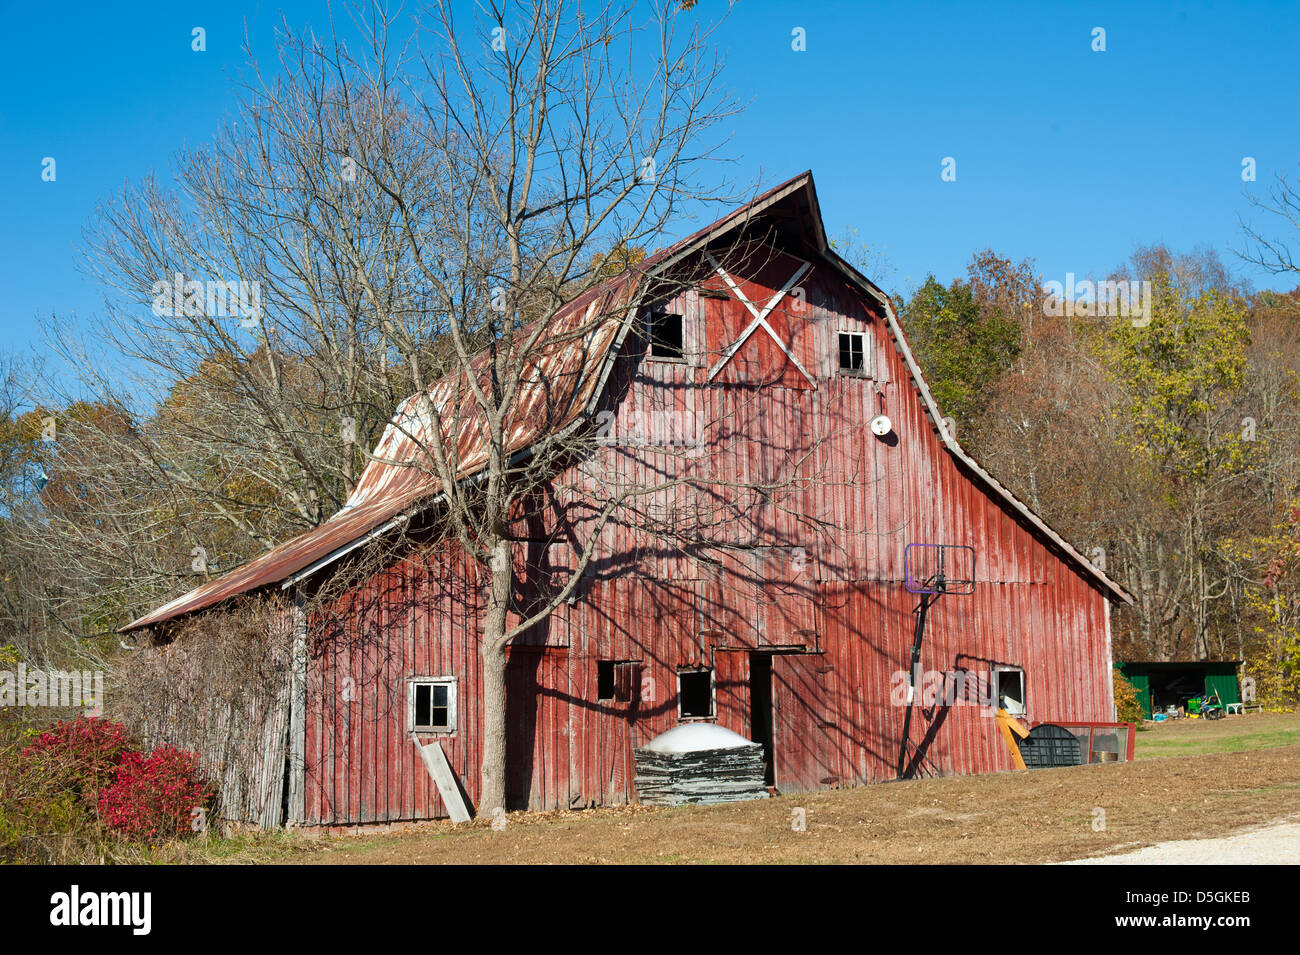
(342, 279, 637, 511)
(120, 489, 425, 632)
(120, 285, 634, 633)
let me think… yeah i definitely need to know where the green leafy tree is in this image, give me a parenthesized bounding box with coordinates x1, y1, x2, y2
(1096, 269, 1260, 658)
(1098, 272, 1253, 478)
(896, 275, 1022, 429)
(1112, 668, 1146, 723)
(1239, 502, 1300, 709)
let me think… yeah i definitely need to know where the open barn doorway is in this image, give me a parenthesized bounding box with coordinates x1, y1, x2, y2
(1148, 669, 1208, 713)
(748, 652, 775, 786)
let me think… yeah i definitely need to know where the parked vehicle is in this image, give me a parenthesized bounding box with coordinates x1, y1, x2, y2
(1198, 689, 1227, 720)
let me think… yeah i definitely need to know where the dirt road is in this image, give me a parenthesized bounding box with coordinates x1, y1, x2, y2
(1062, 818, 1300, 864)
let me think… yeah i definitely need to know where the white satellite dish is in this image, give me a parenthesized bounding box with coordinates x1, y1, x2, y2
(870, 414, 893, 437)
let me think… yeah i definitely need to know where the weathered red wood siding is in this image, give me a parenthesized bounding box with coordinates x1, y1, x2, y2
(301, 243, 1115, 825)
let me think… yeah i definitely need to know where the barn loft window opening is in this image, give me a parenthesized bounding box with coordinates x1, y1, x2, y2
(597, 660, 641, 703)
(678, 667, 714, 719)
(993, 668, 1025, 717)
(838, 331, 867, 375)
(409, 677, 457, 733)
(649, 311, 685, 360)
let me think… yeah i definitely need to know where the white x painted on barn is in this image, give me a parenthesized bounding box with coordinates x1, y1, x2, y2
(704, 250, 817, 387)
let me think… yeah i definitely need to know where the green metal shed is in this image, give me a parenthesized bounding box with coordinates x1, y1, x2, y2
(1115, 661, 1242, 718)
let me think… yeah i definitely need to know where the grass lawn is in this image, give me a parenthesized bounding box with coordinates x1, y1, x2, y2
(1135, 712, 1300, 759)
(183, 710, 1300, 865)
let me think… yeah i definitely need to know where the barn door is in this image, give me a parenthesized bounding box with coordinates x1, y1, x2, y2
(505, 648, 570, 811)
(748, 652, 774, 786)
(772, 653, 837, 793)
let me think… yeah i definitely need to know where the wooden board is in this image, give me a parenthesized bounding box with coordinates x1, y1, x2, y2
(416, 738, 472, 823)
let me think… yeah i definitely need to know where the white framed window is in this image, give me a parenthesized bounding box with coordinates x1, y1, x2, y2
(408, 676, 457, 733)
(837, 331, 869, 376)
(992, 667, 1025, 717)
(677, 667, 715, 720)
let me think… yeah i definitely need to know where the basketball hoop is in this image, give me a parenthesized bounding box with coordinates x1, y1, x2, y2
(897, 543, 976, 779)
(904, 543, 975, 595)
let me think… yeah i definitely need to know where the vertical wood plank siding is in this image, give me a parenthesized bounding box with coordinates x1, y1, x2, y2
(301, 252, 1114, 825)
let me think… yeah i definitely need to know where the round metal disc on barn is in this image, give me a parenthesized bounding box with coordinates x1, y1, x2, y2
(634, 724, 769, 807)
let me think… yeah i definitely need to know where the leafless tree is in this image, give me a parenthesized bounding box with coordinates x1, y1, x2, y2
(24, 5, 510, 646)
(1239, 168, 1300, 280)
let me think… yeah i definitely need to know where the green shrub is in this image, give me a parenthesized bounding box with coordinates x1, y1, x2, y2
(0, 735, 105, 863)
(1114, 669, 1145, 724)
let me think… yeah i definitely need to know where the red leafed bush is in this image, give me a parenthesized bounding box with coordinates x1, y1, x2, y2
(97, 748, 213, 842)
(20, 716, 132, 801)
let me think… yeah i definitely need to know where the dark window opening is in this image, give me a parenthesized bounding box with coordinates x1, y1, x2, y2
(597, 660, 640, 703)
(678, 668, 714, 719)
(838, 332, 866, 374)
(413, 682, 452, 731)
(597, 661, 616, 701)
(649, 312, 684, 360)
(995, 669, 1025, 717)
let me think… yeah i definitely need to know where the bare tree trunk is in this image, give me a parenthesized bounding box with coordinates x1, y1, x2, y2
(478, 638, 509, 816)
(479, 540, 513, 816)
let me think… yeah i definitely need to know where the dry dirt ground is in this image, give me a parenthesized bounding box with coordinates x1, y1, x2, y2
(220, 713, 1300, 865)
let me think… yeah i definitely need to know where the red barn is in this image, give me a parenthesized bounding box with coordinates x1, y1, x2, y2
(123, 172, 1131, 827)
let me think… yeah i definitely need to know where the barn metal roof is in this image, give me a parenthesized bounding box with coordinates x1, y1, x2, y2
(121, 171, 1129, 632)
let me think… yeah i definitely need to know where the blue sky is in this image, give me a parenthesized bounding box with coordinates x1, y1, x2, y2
(2, 0, 1298, 359)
